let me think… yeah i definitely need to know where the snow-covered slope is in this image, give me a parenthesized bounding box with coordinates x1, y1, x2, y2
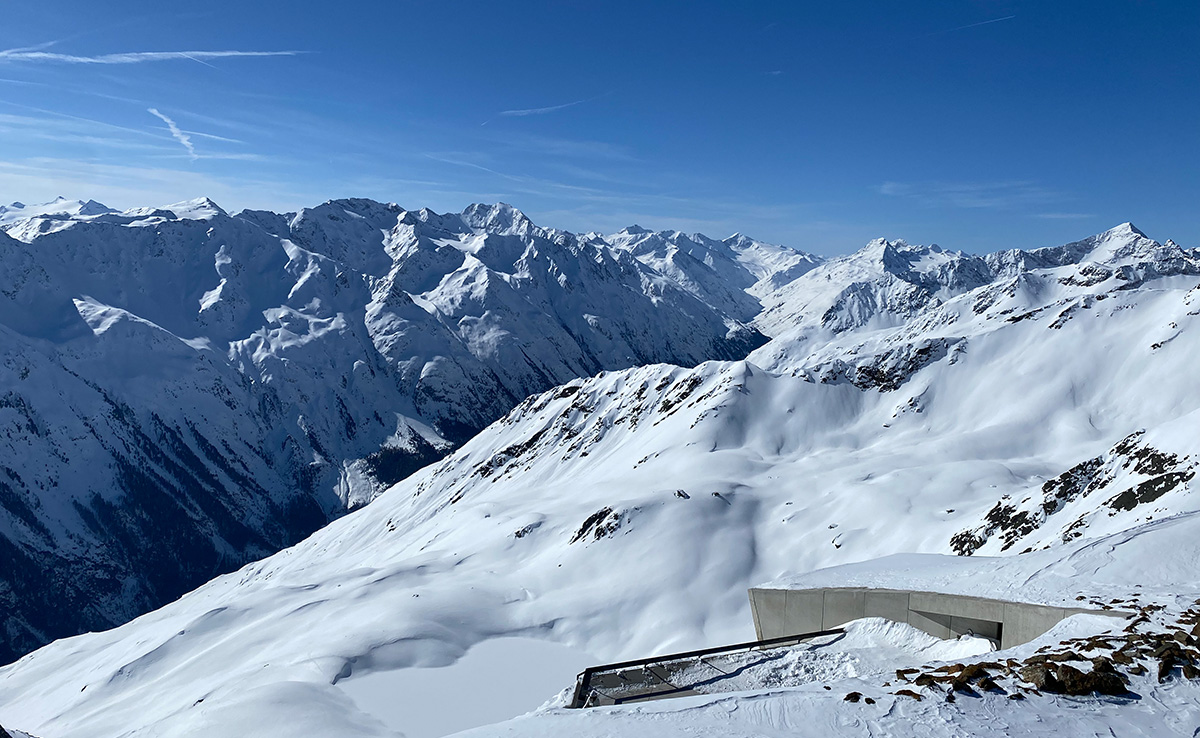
(0, 198, 765, 663)
(606, 226, 822, 324)
(752, 223, 1198, 373)
(0, 197, 115, 225)
(754, 237, 994, 337)
(0, 223, 1196, 737)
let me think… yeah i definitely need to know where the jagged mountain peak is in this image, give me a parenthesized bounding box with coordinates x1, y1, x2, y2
(608, 227, 716, 258)
(1071, 221, 1154, 254)
(160, 197, 227, 219)
(1077, 221, 1165, 262)
(607, 224, 818, 268)
(849, 236, 938, 260)
(459, 202, 535, 235)
(754, 237, 994, 336)
(852, 236, 902, 263)
(843, 236, 928, 269)
(605, 225, 823, 324)
(396, 205, 469, 235)
(1104, 221, 1146, 238)
(78, 199, 113, 214)
(723, 232, 773, 249)
(616, 224, 650, 235)
(986, 223, 1200, 292)
(309, 197, 402, 215)
(813, 236, 989, 292)
(288, 198, 404, 238)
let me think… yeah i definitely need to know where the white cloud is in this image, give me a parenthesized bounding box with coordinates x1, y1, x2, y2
(148, 108, 196, 160)
(0, 49, 300, 65)
(500, 99, 591, 117)
(877, 180, 1064, 210)
(484, 132, 638, 162)
(183, 130, 244, 145)
(499, 92, 610, 117)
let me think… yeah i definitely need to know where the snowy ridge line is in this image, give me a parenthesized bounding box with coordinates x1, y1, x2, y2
(568, 626, 846, 707)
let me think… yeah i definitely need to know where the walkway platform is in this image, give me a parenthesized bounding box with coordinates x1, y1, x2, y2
(568, 628, 844, 708)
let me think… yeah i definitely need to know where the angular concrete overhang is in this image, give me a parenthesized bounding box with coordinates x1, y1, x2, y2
(749, 586, 1133, 650)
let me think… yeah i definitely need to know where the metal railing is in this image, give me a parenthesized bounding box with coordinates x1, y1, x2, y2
(568, 627, 845, 708)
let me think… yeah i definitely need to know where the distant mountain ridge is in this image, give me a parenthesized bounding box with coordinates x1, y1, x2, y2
(0, 197, 116, 225)
(605, 226, 822, 321)
(0, 196, 778, 663)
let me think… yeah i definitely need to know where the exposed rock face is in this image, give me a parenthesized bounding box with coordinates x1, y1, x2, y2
(952, 431, 1198, 556)
(895, 600, 1200, 705)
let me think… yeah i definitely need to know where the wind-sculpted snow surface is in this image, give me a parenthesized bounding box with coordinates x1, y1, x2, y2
(0, 222, 1198, 736)
(0, 197, 769, 662)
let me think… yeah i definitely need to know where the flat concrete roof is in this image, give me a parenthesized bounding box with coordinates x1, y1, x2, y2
(749, 586, 1132, 650)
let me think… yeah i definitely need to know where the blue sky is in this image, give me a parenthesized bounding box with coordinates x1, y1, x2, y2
(0, 1, 1196, 255)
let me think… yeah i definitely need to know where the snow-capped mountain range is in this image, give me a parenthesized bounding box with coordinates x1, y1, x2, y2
(0, 197, 780, 663)
(0, 201, 1197, 737)
(0, 197, 116, 224)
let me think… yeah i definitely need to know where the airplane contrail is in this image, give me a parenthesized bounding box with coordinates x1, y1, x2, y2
(0, 49, 301, 65)
(500, 98, 592, 117)
(922, 15, 1016, 37)
(499, 91, 613, 117)
(148, 108, 197, 160)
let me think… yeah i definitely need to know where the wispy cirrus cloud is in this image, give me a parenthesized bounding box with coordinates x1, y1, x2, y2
(483, 131, 638, 162)
(877, 180, 1064, 210)
(0, 104, 256, 162)
(500, 98, 592, 117)
(0, 112, 166, 153)
(0, 49, 301, 65)
(1, 101, 163, 139)
(0, 40, 64, 55)
(184, 130, 244, 145)
(148, 108, 196, 160)
(418, 149, 839, 245)
(498, 91, 612, 117)
(423, 153, 521, 181)
(1035, 212, 1096, 220)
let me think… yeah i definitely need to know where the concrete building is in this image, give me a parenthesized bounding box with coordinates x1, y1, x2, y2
(748, 586, 1131, 650)
(570, 586, 1135, 708)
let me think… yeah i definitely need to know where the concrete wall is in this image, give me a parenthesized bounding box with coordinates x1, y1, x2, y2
(748, 587, 1129, 650)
